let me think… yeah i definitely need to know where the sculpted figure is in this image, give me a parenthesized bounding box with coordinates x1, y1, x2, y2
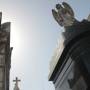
(52, 2, 77, 27)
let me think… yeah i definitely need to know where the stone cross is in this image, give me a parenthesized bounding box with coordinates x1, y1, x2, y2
(13, 77, 21, 90)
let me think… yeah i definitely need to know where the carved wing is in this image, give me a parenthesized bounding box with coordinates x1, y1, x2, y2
(62, 2, 74, 17)
(52, 9, 63, 26)
(52, 9, 59, 22)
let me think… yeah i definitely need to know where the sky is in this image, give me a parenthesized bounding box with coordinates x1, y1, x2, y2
(0, 0, 90, 90)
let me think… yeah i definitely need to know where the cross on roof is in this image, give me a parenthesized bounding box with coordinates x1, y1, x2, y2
(13, 77, 21, 86)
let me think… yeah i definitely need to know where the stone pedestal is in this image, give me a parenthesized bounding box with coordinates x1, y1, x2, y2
(49, 21, 90, 90)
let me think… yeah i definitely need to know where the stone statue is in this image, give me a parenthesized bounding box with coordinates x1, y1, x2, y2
(52, 2, 77, 27)
(13, 77, 21, 90)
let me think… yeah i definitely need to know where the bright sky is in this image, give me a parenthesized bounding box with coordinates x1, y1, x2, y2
(0, 0, 90, 90)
